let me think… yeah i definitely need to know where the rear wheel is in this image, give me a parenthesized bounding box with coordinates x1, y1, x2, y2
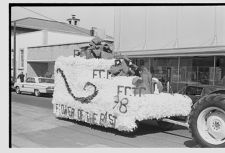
(189, 94, 225, 147)
(34, 89, 40, 97)
(15, 87, 21, 94)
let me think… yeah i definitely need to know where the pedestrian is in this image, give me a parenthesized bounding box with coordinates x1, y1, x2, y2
(17, 72, 25, 82)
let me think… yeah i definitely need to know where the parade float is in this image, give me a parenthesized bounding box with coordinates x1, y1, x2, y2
(52, 56, 192, 131)
(52, 39, 225, 147)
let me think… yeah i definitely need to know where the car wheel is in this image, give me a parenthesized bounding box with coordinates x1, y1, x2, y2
(189, 94, 225, 147)
(15, 87, 21, 94)
(34, 89, 40, 97)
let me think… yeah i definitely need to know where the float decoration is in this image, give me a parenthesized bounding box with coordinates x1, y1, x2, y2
(52, 56, 192, 132)
(56, 68, 98, 104)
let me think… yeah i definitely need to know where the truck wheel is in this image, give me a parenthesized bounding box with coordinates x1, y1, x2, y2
(34, 89, 40, 97)
(15, 87, 21, 94)
(189, 94, 225, 147)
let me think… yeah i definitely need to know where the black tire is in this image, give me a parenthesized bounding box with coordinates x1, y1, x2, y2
(34, 89, 40, 97)
(189, 94, 225, 148)
(15, 86, 21, 94)
(157, 120, 174, 131)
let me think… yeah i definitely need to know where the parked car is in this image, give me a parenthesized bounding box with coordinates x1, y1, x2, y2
(178, 84, 225, 103)
(14, 77, 54, 97)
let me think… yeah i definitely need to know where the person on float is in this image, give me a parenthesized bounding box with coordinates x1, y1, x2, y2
(132, 66, 154, 95)
(101, 43, 114, 59)
(109, 58, 130, 77)
(152, 77, 163, 94)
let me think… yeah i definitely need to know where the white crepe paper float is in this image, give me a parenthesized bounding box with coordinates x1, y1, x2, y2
(52, 56, 192, 132)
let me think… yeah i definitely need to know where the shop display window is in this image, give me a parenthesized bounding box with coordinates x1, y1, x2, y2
(150, 57, 179, 83)
(131, 55, 224, 92)
(179, 56, 214, 86)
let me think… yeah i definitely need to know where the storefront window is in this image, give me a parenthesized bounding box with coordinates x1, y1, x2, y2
(131, 57, 179, 91)
(150, 57, 179, 91)
(150, 57, 178, 81)
(131, 58, 150, 72)
(131, 55, 224, 92)
(179, 56, 214, 87)
(215, 56, 225, 86)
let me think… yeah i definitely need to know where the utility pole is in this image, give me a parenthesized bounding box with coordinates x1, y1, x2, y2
(13, 21, 16, 81)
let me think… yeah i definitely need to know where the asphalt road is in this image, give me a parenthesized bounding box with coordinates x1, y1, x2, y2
(11, 92, 199, 148)
(11, 91, 53, 109)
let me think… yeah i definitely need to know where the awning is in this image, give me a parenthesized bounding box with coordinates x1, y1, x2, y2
(117, 46, 225, 58)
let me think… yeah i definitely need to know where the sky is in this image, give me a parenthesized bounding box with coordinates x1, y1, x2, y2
(11, 6, 115, 36)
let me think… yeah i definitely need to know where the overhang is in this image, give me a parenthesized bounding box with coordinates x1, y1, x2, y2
(118, 46, 225, 58)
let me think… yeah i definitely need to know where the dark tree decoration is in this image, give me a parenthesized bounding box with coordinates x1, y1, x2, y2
(56, 68, 98, 104)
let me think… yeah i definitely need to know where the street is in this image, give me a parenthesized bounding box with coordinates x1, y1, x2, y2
(11, 92, 199, 148)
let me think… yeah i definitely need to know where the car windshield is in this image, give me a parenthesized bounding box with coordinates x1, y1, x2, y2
(38, 78, 54, 84)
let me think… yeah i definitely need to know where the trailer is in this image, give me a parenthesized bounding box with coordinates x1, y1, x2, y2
(52, 56, 225, 148)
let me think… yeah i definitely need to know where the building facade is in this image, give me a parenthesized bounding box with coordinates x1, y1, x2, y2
(11, 17, 113, 79)
(114, 6, 225, 92)
(27, 42, 90, 78)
